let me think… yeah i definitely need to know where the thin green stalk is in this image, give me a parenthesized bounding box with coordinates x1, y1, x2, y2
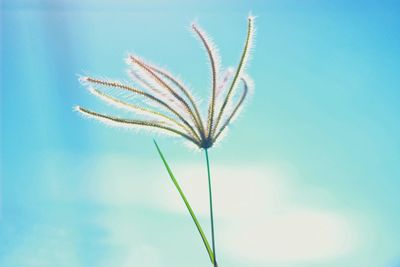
(205, 149, 218, 267)
(153, 140, 215, 264)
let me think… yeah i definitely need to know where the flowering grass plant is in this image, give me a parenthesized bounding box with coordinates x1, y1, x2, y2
(76, 15, 255, 266)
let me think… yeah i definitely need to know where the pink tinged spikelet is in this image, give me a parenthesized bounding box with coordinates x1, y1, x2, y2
(127, 55, 204, 137)
(148, 66, 206, 137)
(191, 22, 222, 140)
(216, 67, 234, 97)
(127, 66, 194, 125)
(213, 75, 253, 143)
(126, 56, 172, 99)
(127, 69, 187, 116)
(214, 67, 235, 123)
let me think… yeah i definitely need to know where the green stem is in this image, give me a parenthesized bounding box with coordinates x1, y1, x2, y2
(153, 140, 215, 264)
(205, 149, 218, 267)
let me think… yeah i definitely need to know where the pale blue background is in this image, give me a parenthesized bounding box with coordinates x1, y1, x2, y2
(1, 0, 400, 266)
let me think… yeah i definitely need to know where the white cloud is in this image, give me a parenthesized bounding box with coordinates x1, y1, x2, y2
(120, 245, 162, 267)
(149, 163, 359, 263)
(221, 209, 357, 263)
(150, 164, 291, 219)
(83, 155, 361, 265)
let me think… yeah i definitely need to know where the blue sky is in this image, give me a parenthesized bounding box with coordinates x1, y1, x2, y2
(1, 0, 400, 266)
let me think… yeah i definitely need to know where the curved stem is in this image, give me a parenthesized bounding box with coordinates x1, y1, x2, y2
(205, 149, 218, 267)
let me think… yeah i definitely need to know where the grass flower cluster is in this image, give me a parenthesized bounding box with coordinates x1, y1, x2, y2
(76, 15, 256, 266)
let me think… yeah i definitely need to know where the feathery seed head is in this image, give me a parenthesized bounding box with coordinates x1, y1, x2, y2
(76, 16, 256, 149)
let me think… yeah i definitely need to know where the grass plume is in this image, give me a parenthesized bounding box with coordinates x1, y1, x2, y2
(76, 15, 255, 149)
(75, 15, 256, 267)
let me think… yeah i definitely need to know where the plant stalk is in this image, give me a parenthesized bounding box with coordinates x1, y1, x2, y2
(154, 140, 215, 264)
(205, 149, 218, 267)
